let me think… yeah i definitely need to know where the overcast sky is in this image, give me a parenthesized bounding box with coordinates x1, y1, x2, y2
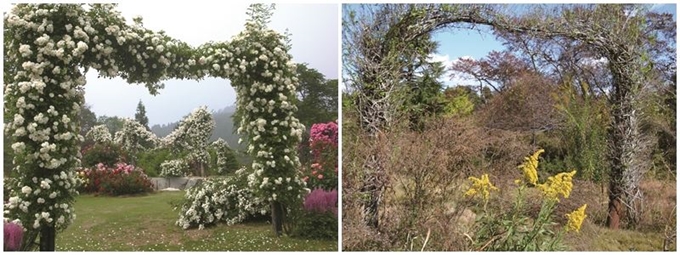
(3, 3, 339, 126)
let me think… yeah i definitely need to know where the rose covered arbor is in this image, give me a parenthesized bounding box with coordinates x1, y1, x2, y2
(4, 3, 306, 250)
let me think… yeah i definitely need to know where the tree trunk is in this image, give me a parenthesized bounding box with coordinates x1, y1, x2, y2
(606, 187, 623, 229)
(39, 226, 55, 251)
(271, 201, 284, 237)
(605, 54, 647, 229)
(200, 161, 205, 177)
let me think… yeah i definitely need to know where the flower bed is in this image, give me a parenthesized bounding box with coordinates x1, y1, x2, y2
(78, 163, 154, 196)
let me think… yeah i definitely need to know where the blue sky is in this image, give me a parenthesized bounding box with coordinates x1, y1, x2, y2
(0, 3, 339, 126)
(431, 3, 677, 87)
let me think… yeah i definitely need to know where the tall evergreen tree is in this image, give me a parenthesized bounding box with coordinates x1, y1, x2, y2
(135, 100, 150, 131)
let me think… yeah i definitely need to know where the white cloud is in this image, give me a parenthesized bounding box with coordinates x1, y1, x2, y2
(427, 53, 478, 87)
(580, 57, 608, 67)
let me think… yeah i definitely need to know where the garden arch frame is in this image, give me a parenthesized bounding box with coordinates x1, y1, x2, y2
(348, 4, 649, 230)
(4, 3, 306, 250)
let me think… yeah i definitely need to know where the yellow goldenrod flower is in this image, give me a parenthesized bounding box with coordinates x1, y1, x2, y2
(537, 170, 576, 202)
(465, 174, 499, 201)
(565, 204, 587, 233)
(518, 149, 544, 186)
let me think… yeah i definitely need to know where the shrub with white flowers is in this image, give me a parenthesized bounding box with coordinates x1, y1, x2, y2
(162, 106, 214, 176)
(159, 159, 189, 177)
(175, 167, 269, 230)
(3, 3, 305, 246)
(210, 138, 239, 175)
(113, 118, 158, 161)
(85, 124, 112, 144)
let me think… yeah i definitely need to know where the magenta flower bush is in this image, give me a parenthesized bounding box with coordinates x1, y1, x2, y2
(303, 189, 338, 216)
(310, 121, 338, 149)
(294, 188, 338, 240)
(4, 221, 23, 251)
(302, 121, 338, 190)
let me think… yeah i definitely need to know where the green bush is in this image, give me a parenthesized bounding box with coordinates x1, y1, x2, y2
(81, 142, 128, 167)
(3, 177, 18, 202)
(293, 211, 338, 240)
(136, 148, 174, 177)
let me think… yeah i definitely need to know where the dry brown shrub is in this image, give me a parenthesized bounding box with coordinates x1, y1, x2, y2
(343, 114, 541, 250)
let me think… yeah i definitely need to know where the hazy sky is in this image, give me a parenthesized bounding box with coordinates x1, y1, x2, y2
(3, 3, 339, 126)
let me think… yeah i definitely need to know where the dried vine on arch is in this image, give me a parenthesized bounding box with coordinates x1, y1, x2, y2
(345, 3, 655, 230)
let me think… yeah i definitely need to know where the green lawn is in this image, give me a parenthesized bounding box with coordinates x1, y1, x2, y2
(56, 192, 337, 251)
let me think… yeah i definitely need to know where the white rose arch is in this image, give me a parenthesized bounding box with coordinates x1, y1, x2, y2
(3, 3, 306, 250)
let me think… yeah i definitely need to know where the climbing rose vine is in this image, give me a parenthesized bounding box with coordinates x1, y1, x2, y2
(85, 124, 112, 144)
(113, 118, 158, 157)
(210, 138, 237, 175)
(3, 3, 305, 244)
(161, 106, 214, 176)
(159, 159, 189, 177)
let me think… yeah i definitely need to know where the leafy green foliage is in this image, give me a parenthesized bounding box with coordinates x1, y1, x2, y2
(295, 63, 338, 128)
(136, 148, 174, 177)
(292, 211, 338, 240)
(552, 83, 609, 182)
(98, 115, 126, 135)
(442, 86, 478, 117)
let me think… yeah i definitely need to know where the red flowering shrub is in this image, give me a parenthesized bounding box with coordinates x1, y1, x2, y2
(78, 163, 154, 196)
(302, 121, 338, 190)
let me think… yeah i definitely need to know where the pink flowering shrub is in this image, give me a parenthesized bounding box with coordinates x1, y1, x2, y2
(310, 122, 338, 149)
(78, 163, 154, 196)
(304, 188, 338, 215)
(294, 188, 338, 240)
(302, 121, 338, 190)
(4, 221, 23, 251)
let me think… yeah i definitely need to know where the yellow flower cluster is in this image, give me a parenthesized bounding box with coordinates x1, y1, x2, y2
(518, 149, 543, 186)
(537, 170, 576, 202)
(77, 171, 89, 187)
(565, 204, 588, 232)
(465, 174, 499, 201)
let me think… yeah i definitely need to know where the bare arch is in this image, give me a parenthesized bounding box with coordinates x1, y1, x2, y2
(344, 3, 653, 230)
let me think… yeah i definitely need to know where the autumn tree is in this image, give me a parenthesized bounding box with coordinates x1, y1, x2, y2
(450, 50, 532, 94)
